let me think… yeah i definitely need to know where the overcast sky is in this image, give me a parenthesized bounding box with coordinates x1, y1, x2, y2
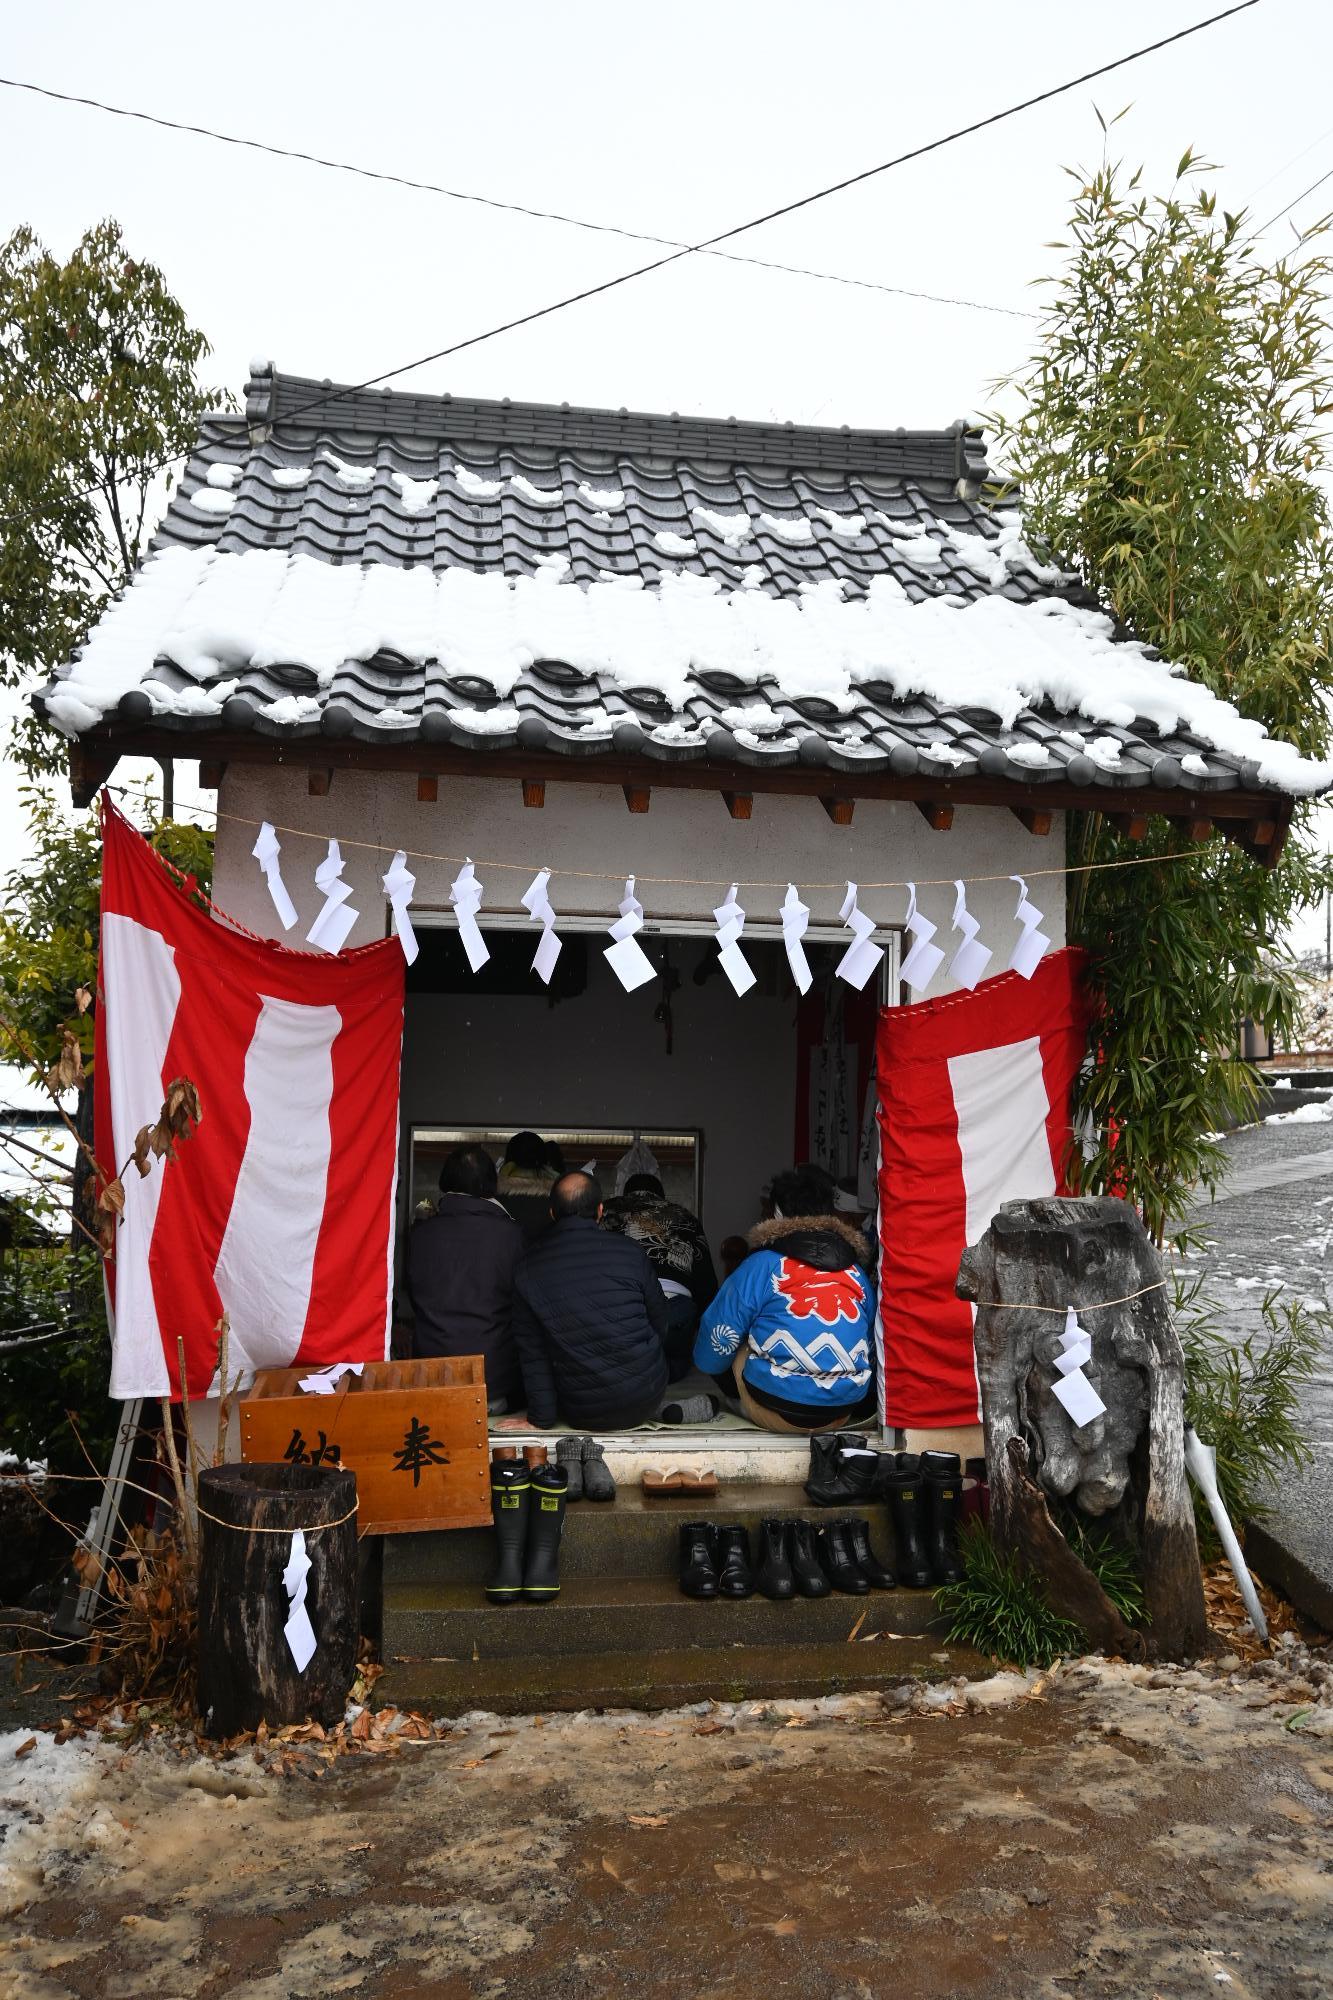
(3, 0, 1332, 942)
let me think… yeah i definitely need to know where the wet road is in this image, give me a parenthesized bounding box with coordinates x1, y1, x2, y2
(1186, 1116, 1333, 1454)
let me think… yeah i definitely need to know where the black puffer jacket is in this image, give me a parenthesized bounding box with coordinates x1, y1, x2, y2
(406, 1196, 525, 1401)
(511, 1217, 668, 1428)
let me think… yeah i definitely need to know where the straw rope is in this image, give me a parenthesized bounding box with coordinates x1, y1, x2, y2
(192, 1497, 359, 1534)
(974, 1279, 1168, 1312)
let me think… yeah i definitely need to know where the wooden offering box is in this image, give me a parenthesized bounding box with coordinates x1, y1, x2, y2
(240, 1357, 490, 1533)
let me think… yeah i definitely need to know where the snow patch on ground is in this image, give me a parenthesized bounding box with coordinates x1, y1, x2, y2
(1265, 1099, 1333, 1125)
(0, 1730, 103, 1915)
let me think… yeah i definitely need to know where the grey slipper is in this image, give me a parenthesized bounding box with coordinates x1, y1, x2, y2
(581, 1437, 616, 1502)
(659, 1394, 719, 1426)
(556, 1435, 585, 1500)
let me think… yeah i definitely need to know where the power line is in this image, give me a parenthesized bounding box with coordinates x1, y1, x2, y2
(7, 1, 1261, 523)
(1251, 160, 1333, 239)
(0, 73, 1033, 322)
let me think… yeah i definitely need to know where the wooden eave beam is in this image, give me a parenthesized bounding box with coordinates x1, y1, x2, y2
(417, 773, 439, 803)
(1013, 805, 1053, 836)
(623, 784, 651, 814)
(721, 791, 753, 820)
(916, 801, 954, 831)
(821, 796, 855, 826)
(198, 758, 227, 791)
(522, 779, 546, 808)
(72, 728, 1302, 869)
(1106, 811, 1150, 841)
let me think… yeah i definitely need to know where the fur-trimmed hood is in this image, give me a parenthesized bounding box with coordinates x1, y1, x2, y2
(746, 1212, 869, 1272)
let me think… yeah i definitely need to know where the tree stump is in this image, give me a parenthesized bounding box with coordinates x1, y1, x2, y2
(957, 1195, 1207, 1662)
(197, 1462, 358, 1738)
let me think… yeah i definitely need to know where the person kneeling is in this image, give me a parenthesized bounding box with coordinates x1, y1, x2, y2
(692, 1168, 875, 1435)
(511, 1172, 669, 1431)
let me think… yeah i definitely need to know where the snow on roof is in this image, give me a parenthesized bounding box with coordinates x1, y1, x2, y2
(43, 542, 1332, 794)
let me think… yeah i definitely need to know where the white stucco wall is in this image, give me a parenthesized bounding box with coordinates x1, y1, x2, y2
(212, 764, 1067, 957)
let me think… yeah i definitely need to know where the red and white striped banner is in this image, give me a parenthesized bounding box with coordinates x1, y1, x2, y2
(874, 948, 1090, 1430)
(95, 798, 405, 1399)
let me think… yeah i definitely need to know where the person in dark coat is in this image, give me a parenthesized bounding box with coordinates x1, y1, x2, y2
(496, 1129, 558, 1243)
(407, 1145, 524, 1407)
(600, 1174, 718, 1382)
(511, 1172, 669, 1430)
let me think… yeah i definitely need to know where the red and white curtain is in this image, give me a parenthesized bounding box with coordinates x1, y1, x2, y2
(95, 798, 405, 1399)
(874, 948, 1090, 1430)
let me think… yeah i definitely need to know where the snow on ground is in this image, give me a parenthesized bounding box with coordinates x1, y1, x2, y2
(0, 1729, 103, 1916)
(1265, 1099, 1333, 1125)
(41, 545, 1333, 792)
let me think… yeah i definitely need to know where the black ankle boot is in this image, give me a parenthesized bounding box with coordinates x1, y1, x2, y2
(920, 1454, 963, 1584)
(710, 1523, 754, 1599)
(522, 1465, 568, 1602)
(754, 1518, 795, 1600)
(787, 1518, 831, 1598)
(817, 1520, 870, 1594)
(882, 1456, 933, 1588)
(805, 1431, 874, 1506)
(486, 1462, 531, 1603)
(844, 1515, 896, 1590)
(679, 1521, 718, 1599)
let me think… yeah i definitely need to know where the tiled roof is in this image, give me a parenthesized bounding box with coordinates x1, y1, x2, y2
(35, 367, 1326, 801)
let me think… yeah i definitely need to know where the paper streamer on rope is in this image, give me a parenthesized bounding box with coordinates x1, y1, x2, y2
(306, 840, 360, 955)
(449, 859, 490, 973)
(1009, 875, 1052, 980)
(521, 868, 563, 984)
(898, 883, 946, 996)
(604, 876, 657, 992)
(252, 822, 298, 932)
(836, 882, 884, 991)
(947, 879, 992, 991)
(712, 883, 757, 996)
(281, 1528, 317, 1673)
(780, 885, 813, 996)
(1049, 1306, 1107, 1428)
(381, 850, 419, 966)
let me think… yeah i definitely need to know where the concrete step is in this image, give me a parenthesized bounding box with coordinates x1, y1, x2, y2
(381, 1571, 939, 1662)
(383, 1482, 895, 1586)
(372, 1635, 982, 1717)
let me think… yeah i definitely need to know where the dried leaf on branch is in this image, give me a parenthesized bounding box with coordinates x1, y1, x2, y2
(45, 1027, 84, 1094)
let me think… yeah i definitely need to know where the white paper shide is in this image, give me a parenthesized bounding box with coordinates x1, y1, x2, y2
(281, 1527, 317, 1674)
(306, 840, 360, 955)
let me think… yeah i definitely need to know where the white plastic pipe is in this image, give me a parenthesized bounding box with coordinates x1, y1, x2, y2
(1184, 1426, 1268, 1642)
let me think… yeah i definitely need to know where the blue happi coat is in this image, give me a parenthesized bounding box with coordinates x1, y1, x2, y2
(693, 1214, 875, 1409)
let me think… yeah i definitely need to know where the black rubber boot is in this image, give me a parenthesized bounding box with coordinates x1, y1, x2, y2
(754, 1518, 795, 1600)
(787, 1518, 831, 1598)
(882, 1455, 933, 1588)
(486, 1463, 531, 1604)
(581, 1437, 616, 1502)
(817, 1520, 870, 1594)
(679, 1521, 719, 1599)
(844, 1515, 896, 1590)
(920, 1453, 963, 1585)
(521, 1464, 568, 1603)
(805, 1431, 872, 1506)
(555, 1435, 584, 1500)
(710, 1523, 754, 1599)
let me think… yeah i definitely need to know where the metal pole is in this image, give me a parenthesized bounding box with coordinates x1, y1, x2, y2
(159, 757, 174, 822)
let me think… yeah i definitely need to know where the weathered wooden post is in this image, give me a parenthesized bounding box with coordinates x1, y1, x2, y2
(197, 1461, 359, 1737)
(957, 1194, 1207, 1661)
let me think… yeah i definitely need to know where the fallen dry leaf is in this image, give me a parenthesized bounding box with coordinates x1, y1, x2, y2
(847, 1611, 867, 1643)
(13, 1737, 37, 1759)
(626, 1814, 669, 1829)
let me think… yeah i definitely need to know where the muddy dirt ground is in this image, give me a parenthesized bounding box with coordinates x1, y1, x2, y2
(2, 1649, 1331, 2000)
